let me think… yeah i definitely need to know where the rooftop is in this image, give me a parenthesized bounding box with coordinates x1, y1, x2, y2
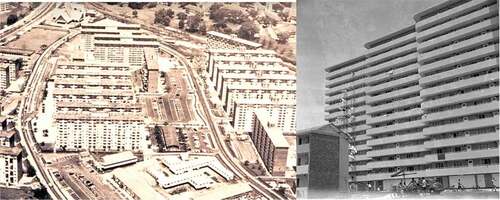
(0, 145, 22, 156)
(144, 48, 159, 70)
(254, 109, 289, 148)
(207, 31, 262, 48)
(54, 111, 144, 121)
(82, 18, 140, 29)
(0, 129, 16, 139)
(101, 151, 137, 166)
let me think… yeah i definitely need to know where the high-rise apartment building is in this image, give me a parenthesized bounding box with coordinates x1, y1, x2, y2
(52, 62, 146, 152)
(325, 0, 499, 191)
(0, 129, 23, 186)
(207, 31, 262, 50)
(232, 99, 296, 134)
(0, 64, 10, 90)
(251, 109, 289, 176)
(81, 18, 159, 66)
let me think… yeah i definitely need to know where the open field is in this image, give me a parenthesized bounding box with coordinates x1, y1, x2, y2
(6, 27, 66, 51)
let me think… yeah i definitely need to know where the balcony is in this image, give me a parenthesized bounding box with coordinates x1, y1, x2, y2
(326, 71, 368, 88)
(356, 170, 426, 181)
(368, 74, 420, 95)
(297, 144, 309, 154)
(419, 17, 499, 52)
(416, 0, 495, 30)
(296, 164, 309, 175)
(366, 85, 421, 104)
(367, 43, 417, 66)
(417, 5, 498, 41)
(424, 131, 499, 148)
(326, 61, 367, 80)
(366, 96, 422, 115)
(355, 134, 371, 141)
(425, 148, 499, 162)
(366, 63, 418, 85)
(367, 120, 425, 136)
(419, 30, 499, 63)
(325, 111, 347, 121)
(423, 101, 499, 122)
(419, 45, 499, 75)
(366, 33, 416, 57)
(419, 58, 499, 87)
(367, 157, 427, 169)
(367, 132, 427, 147)
(423, 165, 499, 177)
(367, 108, 423, 125)
(326, 78, 367, 94)
(356, 144, 372, 151)
(366, 144, 427, 158)
(421, 86, 499, 109)
(349, 164, 371, 172)
(353, 154, 372, 162)
(325, 96, 366, 112)
(422, 117, 499, 136)
(420, 72, 499, 98)
(364, 53, 418, 76)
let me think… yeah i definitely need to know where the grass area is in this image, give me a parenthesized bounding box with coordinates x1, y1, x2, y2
(6, 27, 66, 51)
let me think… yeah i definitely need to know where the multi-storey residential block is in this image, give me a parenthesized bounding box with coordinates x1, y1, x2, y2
(81, 18, 159, 66)
(296, 125, 349, 199)
(325, 0, 499, 191)
(0, 129, 23, 186)
(232, 99, 296, 134)
(207, 31, 262, 50)
(251, 109, 289, 176)
(0, 64, 10, 90)
(144, 48, 159, 93)
(51, 62, 146, 152)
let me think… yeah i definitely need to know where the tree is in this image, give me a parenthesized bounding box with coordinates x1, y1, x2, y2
(186, 14, 202, 33)
(178, 20, 185, 29)
(238, 21, 259, 41)
(277, 32, 290, 44)
(154, 9, 171, 26)
(248, 9, 258, 18)
(272, 3, 285, 12)
(223, 27, 232, 34)
(132, 10, 138, 18)
(128, 2, 147, 9)
(199, 22, 207, 35)
(146, 2, 157, 8)
(6, 14, 17, 25)
(177, 12, 187, 20)
(166, 9, 175, 18)
(209, 3, 224, 19)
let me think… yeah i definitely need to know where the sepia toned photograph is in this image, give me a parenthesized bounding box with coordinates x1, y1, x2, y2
(0, 2, 297, 200)
(297, 0, 499, 199)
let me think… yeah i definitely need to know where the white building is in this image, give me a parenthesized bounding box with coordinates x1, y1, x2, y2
(232, 98, 296, 134)
(0, 130, 22, 186)
(81, 18, 159, 66)
(0, 64, 10, 90)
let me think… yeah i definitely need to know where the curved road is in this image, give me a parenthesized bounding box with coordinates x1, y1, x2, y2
(160, 44, 285, 200)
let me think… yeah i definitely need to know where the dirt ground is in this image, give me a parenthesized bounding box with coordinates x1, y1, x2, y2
(6, 27, 66, 51)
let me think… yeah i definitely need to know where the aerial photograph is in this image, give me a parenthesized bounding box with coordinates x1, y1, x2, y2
(298, 0, 499, 199)
(0, 2, 297, 200)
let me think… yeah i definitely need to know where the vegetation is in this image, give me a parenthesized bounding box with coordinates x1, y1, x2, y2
(132, 10, 138, 18)
(238, 21, 259, 41)
(154, 8, 171, 26)
(128, 2, 147, 9)
(6, 15, 18, 25)
(185, 14, 202, 33)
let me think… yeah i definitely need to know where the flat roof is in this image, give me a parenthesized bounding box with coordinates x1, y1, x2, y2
(54, 78, 131, 86)
(234, 98, 296, 105)
(207, 31, 262, 48)
(144, 48, 159, 70)
(226, 84, 296, 91)
(82, 18, 140, 28)
(58, 61, 131, 68)
(54, 111, 144, 121)
(207, 48, 276, 55)
(56, 101, 141, 109)
(213, 63, 288, 71)
(0, 47, 34, 56)
(364, 25, 415, 49)
(220, 73, 296, 81)
(113, 167, 164, 200)
(101, 151, 137, 165)
(55, 69, 131, 76)
(162, 126, 179, 147)
(212, 55, 282, 63)
(52, 88, 134, 96)
(93, 40, 159, 46)
(254, 109, 289, 148)
(0, 130, 16, 138)
(0, 146, 22, 156)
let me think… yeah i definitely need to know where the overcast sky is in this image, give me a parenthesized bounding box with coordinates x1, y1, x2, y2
(296, 0, 442, 130)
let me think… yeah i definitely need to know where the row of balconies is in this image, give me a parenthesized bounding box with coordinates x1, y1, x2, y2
(366, 85, 421, 104)
(366, 33, 416, 57)
(365, 63, 418, 85)
(419, 58, 499, 87)
(364, 53, 418, 76)
(420, 71, 499, 98)
(367, 74, 420, 95)
(419, 30, 498, 63)
(421, 86, 498, 109)
(326, 60, 367, 80)
(366, 43, 417, 66)
(423, 117, 499, 136)
(419, 16, 499, 51)
(367, 120, 425, 136)
(416, 0, 494, 30)
(419, 44, 499, 75)
(366, 96, 422, 115)
(423, 101, 499, 122)
(326, 77, 367, 94)
(367, 108, 423, 125)
(417, 4, 498, 42)
(367, 132, 427, 147)
(424, 131, 499, 148)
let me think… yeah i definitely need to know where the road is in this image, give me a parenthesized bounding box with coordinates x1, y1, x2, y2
(0, 3, 56, 42)
(160, 44, 285, 200)
(17, 29, 79, 200)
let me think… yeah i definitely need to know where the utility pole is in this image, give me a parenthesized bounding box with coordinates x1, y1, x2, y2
(339, 82, 357, 192)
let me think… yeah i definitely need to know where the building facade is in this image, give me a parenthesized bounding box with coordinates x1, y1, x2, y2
(232, 99, 296, 134)
(207, 31, 262, 50)
(325, 0, 499, 191)
(251, 109, 289, 176)
(0, 130, 23, 186)
(51, 62, 147, 152)
(296, 125, 350, 199)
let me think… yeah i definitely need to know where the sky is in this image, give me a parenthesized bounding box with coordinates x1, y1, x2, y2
(296, 0, 442, 130)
